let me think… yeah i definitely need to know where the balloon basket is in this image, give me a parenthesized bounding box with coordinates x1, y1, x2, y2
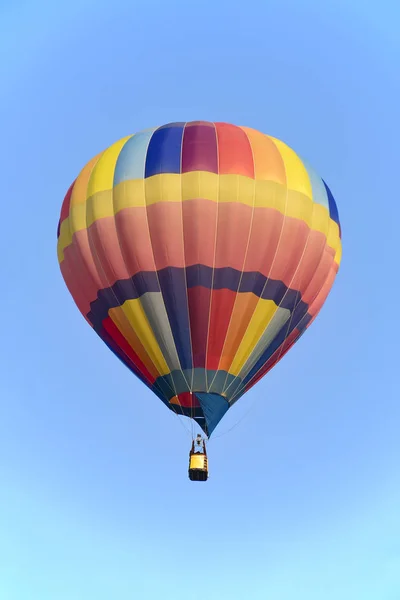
(188, 452, 209, 481)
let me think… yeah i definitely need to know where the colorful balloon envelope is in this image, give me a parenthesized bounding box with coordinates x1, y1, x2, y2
(57, 121, 342, 437)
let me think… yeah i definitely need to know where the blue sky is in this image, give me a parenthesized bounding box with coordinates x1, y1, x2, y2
(1, 1, 399, 598)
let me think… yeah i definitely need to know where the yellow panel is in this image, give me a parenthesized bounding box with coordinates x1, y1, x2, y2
(86, 135, 132, 198)
(311, 203, 330, 236)
(268, 136, 313, 199)
(86, 189, 114, 226)
(254, 180, 286, 212)
(230, 299, 279, 376)
(69, 202, 89, 235)
(144, 174, 182, 205)
(58, 174, 338, 261)
(218, 174, 255, 205)
(181, 171, 219, 202)
(286, 190, 314, 227)
(113, 179, 146, 211)
(109, 300, 170, 376)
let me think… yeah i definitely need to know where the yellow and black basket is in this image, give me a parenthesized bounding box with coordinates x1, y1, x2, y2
(188, 451, 208, 482)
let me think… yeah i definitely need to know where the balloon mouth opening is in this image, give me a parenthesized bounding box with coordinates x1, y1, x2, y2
(192, 392, 230, 437)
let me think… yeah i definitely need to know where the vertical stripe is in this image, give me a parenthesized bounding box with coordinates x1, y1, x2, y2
(109, 300, 170, 375)
(187, 287, 212, 368)
(145, 123, 185, 177)
(182, 123, 218, 173)
(157, 268, 193, 370)
(269, 137, 312, 198)
(215, 123, 255, 177)
(140, 292, 182, 372)
(229, 299, 284, 376)
(218, 293, 259, 371)
(87, 136, 131, 197)
(206, 289, 237, 371)
(240, 127, 286, 183)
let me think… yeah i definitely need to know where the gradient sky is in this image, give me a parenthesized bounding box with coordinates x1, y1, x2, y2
(1, 1, 399, 599)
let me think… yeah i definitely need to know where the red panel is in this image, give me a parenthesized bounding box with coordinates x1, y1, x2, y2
(59, 180, 75, 224)
(188, 286, 212, 368)
(170, 392, 201, 408)
(206, 289, 237, 370)
(215, 123, 254, 177)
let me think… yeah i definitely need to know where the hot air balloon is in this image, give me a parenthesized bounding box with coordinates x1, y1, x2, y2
(57, 121, 342, 481)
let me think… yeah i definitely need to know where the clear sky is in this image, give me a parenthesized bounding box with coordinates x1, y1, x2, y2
(1, 1, 399, 599)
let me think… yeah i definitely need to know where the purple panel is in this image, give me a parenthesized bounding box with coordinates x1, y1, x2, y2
(182, 123, 218, 174)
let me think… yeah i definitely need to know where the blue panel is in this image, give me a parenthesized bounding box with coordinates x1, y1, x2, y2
(186, 264, 213, 288)
(87, 267, 310, 329)
(157, 267, 193, 371)
(145, 123, 185, 177)
(114, 128, 158, 184)
(323, 179, 341, 234)
(195, 392, 229, 436)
